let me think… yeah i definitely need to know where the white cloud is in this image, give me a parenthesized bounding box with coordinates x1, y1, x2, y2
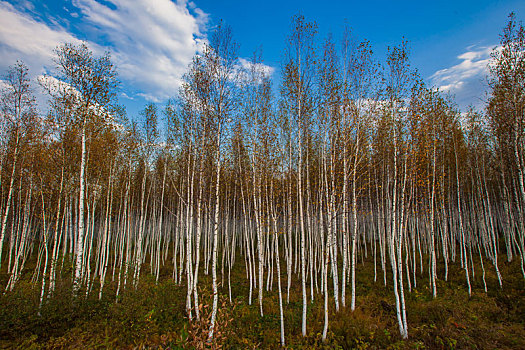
(430, 45, 495, 110)
(0, 2, 80, 74)
(238, 57, 275, 77)
(136, 92, 162, 103)
(0, 1, 87, 111)
(71, 0, 208, 101)
(0, 0, 208, 106)
(38, 74, 124, 132)
(37, 74, 81, 100)
(235, 57, 276, 89)
(121, 92, 135, 100)
(0, 1, 272, 108)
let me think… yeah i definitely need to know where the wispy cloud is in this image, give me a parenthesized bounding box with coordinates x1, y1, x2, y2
(0, 0, 208, 105)
(0, 1, 87, 110)
(71, 0, 208, 101)
(238, 57, 275, 77)
(0, 2, 80, 75)
(430, 45, 495, 110)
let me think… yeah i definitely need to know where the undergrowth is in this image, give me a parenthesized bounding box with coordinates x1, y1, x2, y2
(0, 255, 523, 349)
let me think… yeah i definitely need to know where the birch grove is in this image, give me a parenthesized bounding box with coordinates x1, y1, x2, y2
(1, 14, 525, 345)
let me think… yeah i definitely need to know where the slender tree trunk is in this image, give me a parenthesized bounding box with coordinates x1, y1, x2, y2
(73, 123, 87, 294)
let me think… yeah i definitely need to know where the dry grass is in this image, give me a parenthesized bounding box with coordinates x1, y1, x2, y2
(0, 254, 524, 349)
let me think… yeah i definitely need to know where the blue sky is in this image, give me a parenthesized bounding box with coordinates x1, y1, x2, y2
(1, 0, 524, 118)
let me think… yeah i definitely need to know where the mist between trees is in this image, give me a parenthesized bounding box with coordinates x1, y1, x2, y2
(0, 13, 524, 346)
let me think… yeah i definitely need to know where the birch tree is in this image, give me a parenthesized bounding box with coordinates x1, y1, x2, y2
(281, 15, 318, 337)
(48, 43, 120, 294)
(0, 61, 37, 270)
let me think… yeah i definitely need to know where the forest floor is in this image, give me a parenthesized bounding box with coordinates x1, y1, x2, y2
(0, 254, 524, 349)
